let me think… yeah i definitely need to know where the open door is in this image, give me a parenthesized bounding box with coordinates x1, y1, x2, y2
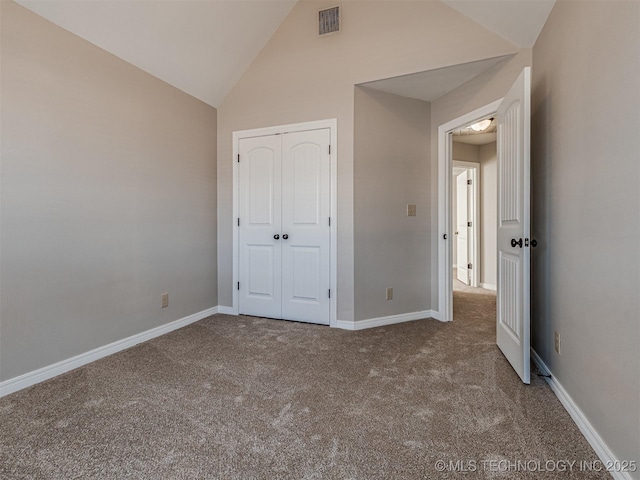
(496, 67, 531, 384)
(456, 170, 470, 285)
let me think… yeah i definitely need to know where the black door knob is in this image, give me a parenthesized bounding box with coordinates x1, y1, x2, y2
(282, 234, 289, 240)
(273, 234, 280, 240)
(511, 238, 523, 248)
(531, 239, 538, 247)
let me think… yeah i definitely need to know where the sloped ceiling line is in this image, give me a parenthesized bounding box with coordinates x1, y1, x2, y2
(16, 0, 297, 107)
(16, 0, 555, 107)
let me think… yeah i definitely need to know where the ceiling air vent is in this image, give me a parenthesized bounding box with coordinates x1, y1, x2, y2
(318, 6, 340, 36)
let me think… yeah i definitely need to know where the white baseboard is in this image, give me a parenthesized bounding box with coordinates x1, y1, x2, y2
(335, 310, 440, 330)
(531, 349, 633, 480)
(221, 308, 444, 328)
(480, 283, 497, 291)
(0, 306, 219, 398)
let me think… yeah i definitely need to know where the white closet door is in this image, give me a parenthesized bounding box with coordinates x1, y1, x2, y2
(238, 135, 282, 319)
(281, 129, 331, 324)
(496, 67, 531, 384)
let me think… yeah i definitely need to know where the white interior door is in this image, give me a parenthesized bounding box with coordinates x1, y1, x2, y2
(281, 129, 331, 324)
(496, 67, 531, 384)
(238, 129, 331, 325)
(456, 170, 469, 284)
(238, 135, 282, 319)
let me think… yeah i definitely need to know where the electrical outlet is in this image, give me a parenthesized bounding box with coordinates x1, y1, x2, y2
(161, 293, 169, 308)
(386, 287, 393, 301)
(407, 204, 417, 216)
(554, 331, 561, 354)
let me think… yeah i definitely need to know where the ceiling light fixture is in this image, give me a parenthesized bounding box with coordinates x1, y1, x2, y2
(470, 119, 492, 132)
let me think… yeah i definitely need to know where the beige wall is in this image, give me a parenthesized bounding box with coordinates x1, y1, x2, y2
(532, 0, 640, 472)
(452, 142, 479, 163)
(217, 0, 520, 321)
(0, 2, 218, 381)
(478, 142, 497, 287)
(354, 87, 430, 321)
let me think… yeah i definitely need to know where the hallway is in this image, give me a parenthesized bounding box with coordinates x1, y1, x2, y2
(453, 272, 496, 323)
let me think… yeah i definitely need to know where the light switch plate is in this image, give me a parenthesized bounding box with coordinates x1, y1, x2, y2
(407, 204, 417, 216)
(386, 287, 393, 301)
(161, 293, 169, 308)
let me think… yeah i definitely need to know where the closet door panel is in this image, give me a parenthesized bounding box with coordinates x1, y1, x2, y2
(281, 129, 331, 324)
(238, 135, 282, 319)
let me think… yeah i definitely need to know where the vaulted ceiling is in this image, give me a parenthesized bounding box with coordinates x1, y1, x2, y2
(16, 0, 555, 108)
(16, 0, 297, 107)
(441, 0, 556, 48)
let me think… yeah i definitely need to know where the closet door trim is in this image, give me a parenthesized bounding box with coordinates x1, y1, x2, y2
(232, 119, 337, 327)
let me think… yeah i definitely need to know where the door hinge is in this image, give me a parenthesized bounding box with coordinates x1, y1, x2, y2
(467, 221, 472, 227)
(237, 282, 240, 290)
(237, 218, 240, 227)
(328, 289, 331, 298)
(237, 154, 240, 163)
(329, 145, 331, 155)
(467, 179, 472, 185)
(468, 263, 472, 270)
(328, 217, 331, 226)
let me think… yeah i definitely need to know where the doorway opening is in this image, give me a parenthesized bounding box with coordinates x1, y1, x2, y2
(452, 161, 479, 288)
(438, 100, 501, 324)
(451, 117, 498, 318)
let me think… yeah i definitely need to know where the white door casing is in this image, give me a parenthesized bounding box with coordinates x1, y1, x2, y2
(232, 119, 337, 327)
(237, 126, 332, 325)
(496, 67, 531, 384)
(439, 100, 501, 324)
(456, 170, 470, 285)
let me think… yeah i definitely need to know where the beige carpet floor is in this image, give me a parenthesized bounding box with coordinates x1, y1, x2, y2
(1, 290, 606, 479)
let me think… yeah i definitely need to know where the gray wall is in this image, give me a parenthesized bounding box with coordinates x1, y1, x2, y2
(354, 87, 430, 321)
(452, 142, 479, 163)
(217, 0, 521, 321)
(478, 142, 497, 287)
(532, 0, 640, 472)
(0, 2, 218, 381)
